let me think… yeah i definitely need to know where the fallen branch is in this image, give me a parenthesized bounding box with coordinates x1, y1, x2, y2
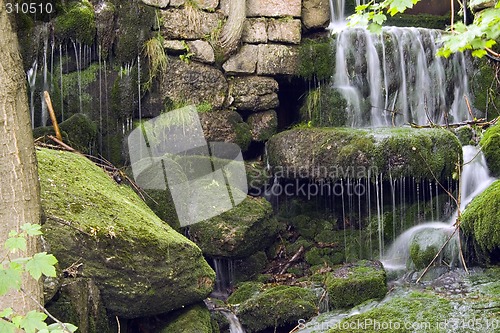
(44, 91, 63, 142)
(410, 117, 497, 129)
(279, 245, 304, 275)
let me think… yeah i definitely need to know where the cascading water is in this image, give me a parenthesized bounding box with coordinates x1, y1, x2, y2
(332, 27, 472, 127)
(326, 0, 473, 128)
(382, 146, 496, 271)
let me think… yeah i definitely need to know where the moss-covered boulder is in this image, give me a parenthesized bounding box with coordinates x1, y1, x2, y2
(327, 290, 452, 333)
(266, 127, 462, 181)
(227, 281, 264, 305)
(237, 285, 318, 332)
(156, 303, 217, 333)
(409, 227, 458, 269)
(189, 196, 281, 258)
(33, 114, 97, 153)
(38, 148, 215, 318)
(45, 278, 111, 333)
(480, 123, 500, 177)
(324, 260, 387, 309)
(461, 180, 500, 261)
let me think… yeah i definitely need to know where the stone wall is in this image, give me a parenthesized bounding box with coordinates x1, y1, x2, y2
(140, 0, 330, 151)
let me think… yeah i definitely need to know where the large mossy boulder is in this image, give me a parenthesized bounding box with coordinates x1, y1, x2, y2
(266, 127, 462, 181)
(237, 285, 318, 332)
(189, 197, 281, 258)
(323, 260, 387, 309)
(480, 123, 500, 177)
(461, 180, 500, 262)
(37, 148, 215, 318)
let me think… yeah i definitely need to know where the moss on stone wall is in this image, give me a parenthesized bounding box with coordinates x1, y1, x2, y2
(54, 0, 96, 45)
(157, 304, 215, 333)
(298, 37, 335, 82)
(470, 58, 500, 120)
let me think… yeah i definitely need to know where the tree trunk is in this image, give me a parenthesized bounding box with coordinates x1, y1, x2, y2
(0, 1, 42, 313)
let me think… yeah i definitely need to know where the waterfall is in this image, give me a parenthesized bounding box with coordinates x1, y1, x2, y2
(212, 258, 235, 296)
(381, 146, 496, 271)
(27, 60, 38, 128)
(331, 27, 472, 127)
(221, 311, 246, 333)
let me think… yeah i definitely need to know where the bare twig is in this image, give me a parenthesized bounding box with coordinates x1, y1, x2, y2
(20, 287, 73, 333)
(44, 91, 63, 142)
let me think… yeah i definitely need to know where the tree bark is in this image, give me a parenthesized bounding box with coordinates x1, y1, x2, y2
(0, 1, 42, 313)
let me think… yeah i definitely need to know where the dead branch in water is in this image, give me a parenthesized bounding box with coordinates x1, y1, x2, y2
(410, 116, 498, 129)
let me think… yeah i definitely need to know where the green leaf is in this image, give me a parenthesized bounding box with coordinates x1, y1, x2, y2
(0, 308, 13, 318)
(0, 319, 17, 333)
(21, 223, 42, 236)
(47, 322, 79, 332)
(368, 23, 383, 34)
(0, 268, 22, 295)
(25, 252, 58, 280)
(472, 49, 487, 57)
(18, 310, 48, 333)
(8, 231, 18, 238)
(5, 236, 27, 253)
(372, 13, 387, 25)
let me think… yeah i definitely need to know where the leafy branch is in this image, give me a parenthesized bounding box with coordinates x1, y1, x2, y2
(0, 224, 77, 333)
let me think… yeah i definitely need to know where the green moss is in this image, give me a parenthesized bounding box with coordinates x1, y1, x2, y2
(54, 0, 96, 45)
(327, 291, 452, 333)
(37, 148, 215, 317)
(227, 282, 263, 304)
(158, 304, 215, 333)
(454, 126, 475, 146)
(461, 180, 500, 259)
(410, 243, 438, 270)
(480, 123, 500, 177)
(234, 122, 252, 151)
(115, 0, 155, 64)
(238, 285, 318, 332)
(470, 57, 500, 120)
(298, 38, 334, 81)
(324, 260, 387, 309)
(189, 197, 280, 258)
(235, 251, 268, 283)
(300, 87, 348, 127)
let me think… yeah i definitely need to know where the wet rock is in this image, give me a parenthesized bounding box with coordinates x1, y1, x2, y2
(324, 260, 388, 309)
(188, 196, 280, 258)
(267, 19, 301, 44)
(161, 8, 223, 40)
(199, 109, 252, 151)
(229, 76, 279, 111)
(161, 57, 228, 109)
(237, 285, 317, 332)
(38, 148, 215, 318)
(94, 1, 116, 58)
(266, 127, 462, 181)
(222, 44, 259, 74)
(409, 227, 458, 270)
(187, 40, 215, 64)
(257, 44, 300, 75)
(247, 110, 278, 142)
(246, 0, 301, 17)
(302, 0, 330, 30)
(45, 278, 111, 333)
(242, 18, 268, 43)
